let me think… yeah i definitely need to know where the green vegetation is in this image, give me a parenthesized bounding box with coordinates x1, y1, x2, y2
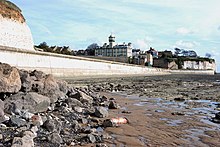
(159, 49, 215, 69)
(165, 58, 176, 63)
(173, 56, 215, 69)
(35, 42, 73, 55)
(176, 56, 215, 63)
(35, 42, 99, 56)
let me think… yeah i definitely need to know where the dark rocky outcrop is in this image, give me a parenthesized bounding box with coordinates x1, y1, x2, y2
(4, 92, 50, 114)
(0, 62, 118, 146)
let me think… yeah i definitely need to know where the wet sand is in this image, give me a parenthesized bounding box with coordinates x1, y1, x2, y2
(67, 74, 220, 146)
(102, 92, 220, 146)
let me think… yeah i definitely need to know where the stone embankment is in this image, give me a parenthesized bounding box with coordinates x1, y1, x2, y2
(0, 45, 215, 79)
(0, 62, 122, 146)
(0, 45, 172, 78)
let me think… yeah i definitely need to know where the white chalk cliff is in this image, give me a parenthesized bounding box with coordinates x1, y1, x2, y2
(0, 0, 34, 51)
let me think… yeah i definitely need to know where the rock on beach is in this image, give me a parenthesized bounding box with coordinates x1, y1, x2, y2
(0, 62, 21, 93)
(4, 92, 50, 114)
(0, 63, 119, 146)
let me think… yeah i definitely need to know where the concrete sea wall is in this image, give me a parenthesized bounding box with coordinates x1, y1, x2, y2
(0, 46, 171, 78)
(0, 46, 215, 78)
(170, 70, 215, 75)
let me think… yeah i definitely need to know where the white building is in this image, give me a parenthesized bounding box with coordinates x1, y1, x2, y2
(95, 35, 132, 58)
(183, 60, 216, 70)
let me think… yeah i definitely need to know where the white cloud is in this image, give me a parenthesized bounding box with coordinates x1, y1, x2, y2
(174, 40, 199, 49)
(210, 49, 220, 57)
(135, 39, 149, 50)
(176, 27, 193, 35)
(218, 26, 220, 31)
(133, 36, 153, 50)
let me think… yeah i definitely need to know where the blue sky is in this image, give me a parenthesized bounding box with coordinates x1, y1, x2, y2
(11, 0, 220, 71)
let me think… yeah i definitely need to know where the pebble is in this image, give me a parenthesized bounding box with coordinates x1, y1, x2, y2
(69, 142, 76, 146)
(103, 119, 115, 127)
(74, 106, 83, 113)
(214, 112, 220, 119)
(10, 115, 27, 127)
(214, 108, 220, 111)
(95, 107, 108, 118)
(174, 98, 185, 102)
(87, 134, 96, 143)
(31, 126, 38, 136)
(108, 100, 119, 109)
(81, 118, 88, 124)
(121, 110, 131, 114)
(31, 115, 43, 126)
(0, 123, 7, 129)
(3, 115, 10, 122)
(48, 132, 63, 144)
(21, 111, 34, 120)
(43, 119, 56, 132)
(171, 112, 185, 115)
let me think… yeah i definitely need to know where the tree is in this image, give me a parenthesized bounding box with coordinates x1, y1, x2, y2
(205, 53, 212, 58)
(174, 48, 182, 56)
(188, 50, 197, 57)
(86, 43, 99, 56)
(37, 42, 49, 49)
(87, 43, 99, 50)
(174, 48, 197, 57)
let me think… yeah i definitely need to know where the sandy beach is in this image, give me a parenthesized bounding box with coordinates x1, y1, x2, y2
(68, 74, 220, 146)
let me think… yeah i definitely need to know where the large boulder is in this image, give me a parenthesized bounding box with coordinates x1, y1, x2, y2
(108, 100, 119, 109)
(94, 107, 108, 118)
(30, 70, 46, 81)
(42, 74, 59, 94)
(10, 115, 27, 127)
(11, 129, 37, 147)
(57, 80, 69, 94)
(41, 74, 66, 103)
(48, 132, 63, 145)
(42, 119, 62, 133)
(19, 70, 32, 92)
(0, 62, 21, 93)
(4, 92, 50, 114)
(66, 98, 83, 108)
(20, 70, 66, 103)
(69, 90, 93, 104)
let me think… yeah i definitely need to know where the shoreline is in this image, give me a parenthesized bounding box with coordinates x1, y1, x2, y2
(66, 74, 220, 146)
(98, 91, 220, 146)
(0, 62, 219, 146)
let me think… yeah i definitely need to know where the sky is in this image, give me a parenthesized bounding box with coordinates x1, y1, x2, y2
(11, 0, 220, 71)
